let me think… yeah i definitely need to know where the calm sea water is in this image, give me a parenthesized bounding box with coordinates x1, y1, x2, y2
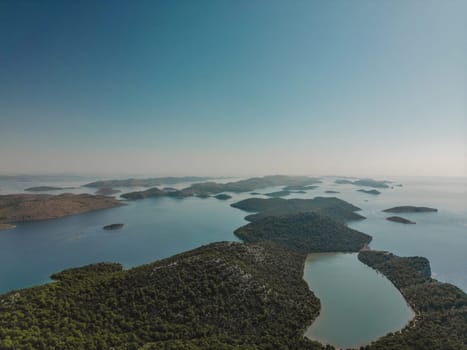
(0, 175, 465, 348)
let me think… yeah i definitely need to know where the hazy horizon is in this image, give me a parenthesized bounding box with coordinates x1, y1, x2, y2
(1, 0, 466, 177)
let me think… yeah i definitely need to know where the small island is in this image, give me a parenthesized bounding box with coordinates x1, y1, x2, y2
(213, 194, 232, 200)
(282, 185, 318, 191)
(383, 206, 438, 213)
(386, 216, 416, 224)
(325, 190, 340, 194)
(103, 223, 124, 230)
(357, 189, 381, 195)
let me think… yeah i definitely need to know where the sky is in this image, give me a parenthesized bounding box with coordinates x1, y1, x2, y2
(0, 0, 466, 177)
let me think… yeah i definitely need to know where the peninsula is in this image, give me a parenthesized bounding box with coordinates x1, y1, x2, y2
(0, 193, 123, 224)
(0, 242, 323, 349)
(359, 251, 467, 349)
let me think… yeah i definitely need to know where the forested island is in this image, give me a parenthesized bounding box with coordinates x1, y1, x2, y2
(0, 193, 123, 224)
(383, 206, 438, 213)
(386, 216, 416, 224)
(231, 197, 365, 223)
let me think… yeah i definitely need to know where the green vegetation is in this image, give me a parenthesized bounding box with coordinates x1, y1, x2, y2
(0, 242, 325, 350)
(231, 197, 365, 223)
(121, 175, 322, 199)
(359, 251, 467, 350)
(383, 206, 438, 213)
(386, 216, 415, 224)
(234, 212, 371, 253)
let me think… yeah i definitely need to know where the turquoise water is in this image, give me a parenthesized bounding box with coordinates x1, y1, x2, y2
(303, 253, 413, 348)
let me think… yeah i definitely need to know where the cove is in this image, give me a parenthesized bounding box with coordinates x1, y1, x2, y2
(303, 253, 413, 349)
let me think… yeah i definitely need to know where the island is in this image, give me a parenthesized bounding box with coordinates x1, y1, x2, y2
(103, 223, 124, 230)
(0, 193, 123, 224)
(120, 175, 322, 199)
(231, 196, 366, 223)
(383, 206, 438, 213)
(95, 187, 121, 196)
(335, 178, 390, 188)
(84, 176, 212, 188)
(386, 216, 416, 224)
(325, 190, 340, 194)
(24, 186, 75, 192)
(213, 194, 232, 200)
(357, 189, 381, 195)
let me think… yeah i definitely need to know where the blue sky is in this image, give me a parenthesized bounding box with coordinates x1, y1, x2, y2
(1, 0, 465, 176)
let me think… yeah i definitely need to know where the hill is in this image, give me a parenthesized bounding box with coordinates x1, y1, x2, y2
(231, 197, 365, 223)
(234, 212, 371, 253)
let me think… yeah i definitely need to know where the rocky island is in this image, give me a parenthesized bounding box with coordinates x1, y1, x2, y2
(0, 193, 123, 224)
(335, 178, 390, 188)
(386, 216, 416, 224)
(265, 190, 291, 197)
(383, 206, 438, 213)
(84, 176, 212, 188)
(325, 190, 340, 194)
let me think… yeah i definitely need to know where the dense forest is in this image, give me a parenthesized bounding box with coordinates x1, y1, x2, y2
(359, 251, 467, 349)
(231, 197, 365, 222)
(0, 242, 324, 350)
(234, 212, 371, 253)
